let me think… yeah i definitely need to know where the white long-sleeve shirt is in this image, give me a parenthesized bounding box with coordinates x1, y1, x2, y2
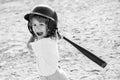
(31, 38, 59, 76)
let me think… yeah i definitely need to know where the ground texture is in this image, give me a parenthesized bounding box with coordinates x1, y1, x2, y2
(0, 0, 120, 80)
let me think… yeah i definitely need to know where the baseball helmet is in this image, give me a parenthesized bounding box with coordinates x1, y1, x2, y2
(24, 5, 58, 24)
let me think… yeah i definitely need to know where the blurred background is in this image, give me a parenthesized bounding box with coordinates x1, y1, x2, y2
(0, 0, 120, 80)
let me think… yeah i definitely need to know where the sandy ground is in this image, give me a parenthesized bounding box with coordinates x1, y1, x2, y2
(0, 0, 120, 80)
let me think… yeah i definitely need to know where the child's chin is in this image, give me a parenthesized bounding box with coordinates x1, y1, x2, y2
(37, 36, 44, 39)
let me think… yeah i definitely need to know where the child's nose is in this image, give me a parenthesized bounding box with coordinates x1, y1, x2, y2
(35, 25, 40, 29)
(36, 24, 39, 28)
(36, 27, 42, 32)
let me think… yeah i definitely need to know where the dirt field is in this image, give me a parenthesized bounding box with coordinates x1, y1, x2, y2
(0, 0, 120, 80)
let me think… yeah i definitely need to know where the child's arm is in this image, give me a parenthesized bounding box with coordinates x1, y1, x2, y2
(28, 36, 35, 43)
(27, 36, 35, 51)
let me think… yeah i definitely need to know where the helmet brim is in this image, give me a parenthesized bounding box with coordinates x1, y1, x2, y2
(24, 12, 55, 22)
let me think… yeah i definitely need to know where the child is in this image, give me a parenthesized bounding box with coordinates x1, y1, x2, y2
(24, 5, 68, 80)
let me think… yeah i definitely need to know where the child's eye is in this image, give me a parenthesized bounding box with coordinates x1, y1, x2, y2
(32, 24, 37, 27)
(39, 23, 45, 26)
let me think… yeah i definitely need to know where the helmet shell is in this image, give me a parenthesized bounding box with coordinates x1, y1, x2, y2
(24, 5, 58, 24)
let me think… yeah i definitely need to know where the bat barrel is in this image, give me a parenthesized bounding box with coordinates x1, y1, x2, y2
(63, 36, 107, 68)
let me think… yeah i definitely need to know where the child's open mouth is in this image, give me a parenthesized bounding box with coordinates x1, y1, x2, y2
(36, 32, 43, 36)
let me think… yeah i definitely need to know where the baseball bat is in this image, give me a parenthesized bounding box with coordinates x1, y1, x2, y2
(63, 36, 107, 68)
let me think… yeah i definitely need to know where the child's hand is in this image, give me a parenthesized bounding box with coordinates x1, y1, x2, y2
(27, 36, 36, 54)
(27, 42, 34, 54)
(28, 36, 35, 43)
(57, 31, 63, 40)
(27, 42, 33, 50)
(27, 36, 35, 49)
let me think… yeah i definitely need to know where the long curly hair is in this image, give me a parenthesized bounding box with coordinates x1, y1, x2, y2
(27, 14, 61, 40)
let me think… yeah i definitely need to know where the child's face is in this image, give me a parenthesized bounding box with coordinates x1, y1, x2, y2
(30, 17, 47, 39)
